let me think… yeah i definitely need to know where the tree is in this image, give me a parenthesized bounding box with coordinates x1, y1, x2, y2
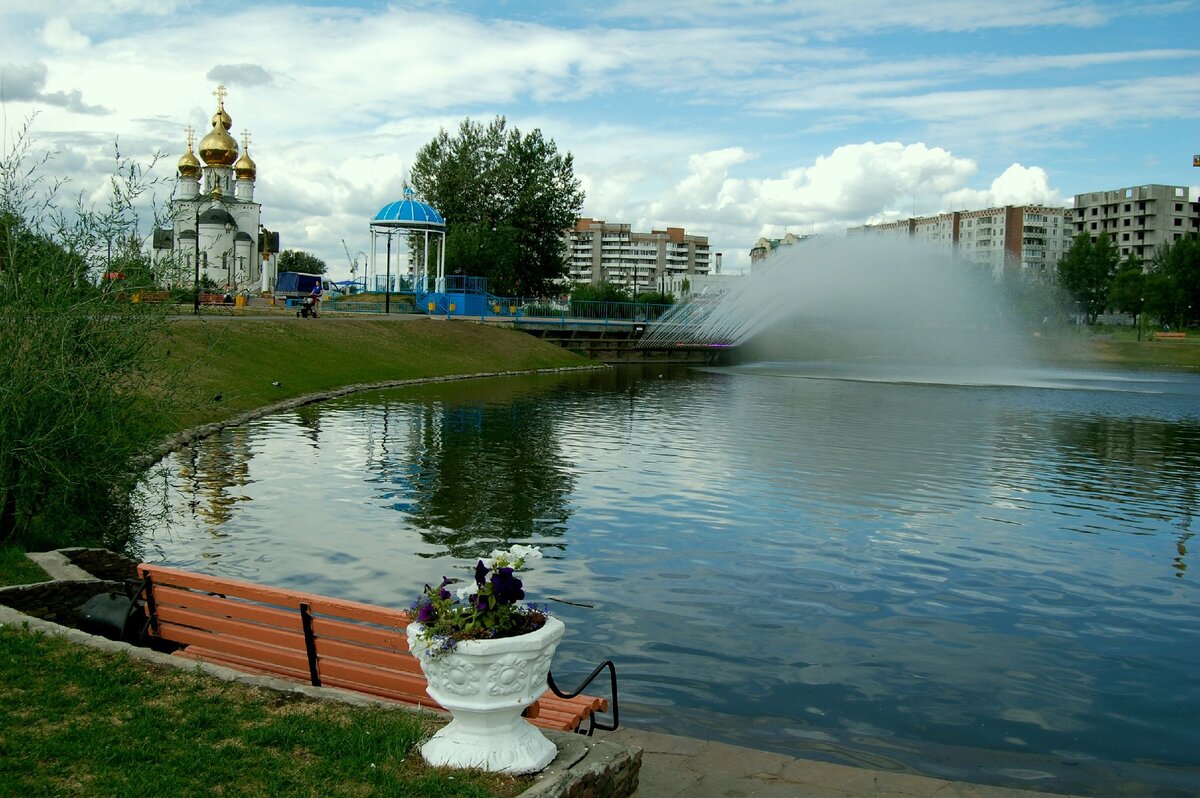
(0, 124, 182, 550)
(1057, 233, 1118, 324)
(570, 281, 630, 303)
(410, 116, 584, 297)
(1152, 235, 1200, 328)
(634, 290, 675, 306)
(277, 249, 327, 275)
(1109, 254, 1146, 325)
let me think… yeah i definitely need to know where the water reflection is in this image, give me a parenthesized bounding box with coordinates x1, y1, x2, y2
(364, 392, 576, 557)
(139, 363, 1200, 796)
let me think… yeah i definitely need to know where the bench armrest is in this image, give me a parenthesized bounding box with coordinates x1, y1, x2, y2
(547, 660, 619, 734)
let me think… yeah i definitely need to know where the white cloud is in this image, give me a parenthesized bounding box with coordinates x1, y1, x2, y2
(604, 0, 1120, 33)
(41, 18, 90, 51)
(643, 141, 979, 232)
(943, 164, 1063, 210)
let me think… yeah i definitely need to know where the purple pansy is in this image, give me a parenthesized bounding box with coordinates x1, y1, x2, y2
(490, 567, 525, 604)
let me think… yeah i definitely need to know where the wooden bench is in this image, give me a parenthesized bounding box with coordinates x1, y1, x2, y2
(135, 564, 613, 733)
(1155, 331, 1187, 340)
(198, 293, 233, 306)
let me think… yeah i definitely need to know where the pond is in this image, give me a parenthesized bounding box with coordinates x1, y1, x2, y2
(138, 362, 1200, 796)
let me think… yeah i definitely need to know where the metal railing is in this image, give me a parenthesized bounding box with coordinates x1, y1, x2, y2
(325, 293, 675, 325)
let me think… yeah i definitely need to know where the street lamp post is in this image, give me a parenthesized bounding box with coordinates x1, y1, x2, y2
(385, 232, 392, 315)
(192, 200, 202, 314)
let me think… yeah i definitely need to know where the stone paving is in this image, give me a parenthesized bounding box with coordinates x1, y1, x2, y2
(601, 729, 1093, 798)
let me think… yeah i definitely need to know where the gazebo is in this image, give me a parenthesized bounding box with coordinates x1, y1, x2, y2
(369, 187, 446, 311)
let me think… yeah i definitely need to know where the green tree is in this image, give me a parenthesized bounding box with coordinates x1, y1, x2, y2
(0, 125, 181, 550)
(1153, 235, 1200, 328)
(998, 270, 1072, 327)
(410, 116, 584, 296)
(277, 249, 327, 275)
(1109, 255, 1146, 325)
(570, 281, 630, 304)
(634, 290, 675, 306)
(443, 221, 520, 288)
(1057, 233, 1118, 324)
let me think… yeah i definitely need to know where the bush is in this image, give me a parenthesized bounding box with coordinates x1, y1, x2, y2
(0, 123, 182, 551)
(570, 281, 631, 303)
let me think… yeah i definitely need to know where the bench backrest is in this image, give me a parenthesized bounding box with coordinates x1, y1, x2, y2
(137, 564, 606, 732)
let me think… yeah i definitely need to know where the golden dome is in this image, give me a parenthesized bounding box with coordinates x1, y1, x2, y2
(233, 130, 256, 180)
(199, 123, 238, 166)
(177, 126, 201, 178)
(198, 84, 238, 167)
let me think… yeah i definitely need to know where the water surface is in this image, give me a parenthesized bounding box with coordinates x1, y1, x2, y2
(140, 363, 1200, 796)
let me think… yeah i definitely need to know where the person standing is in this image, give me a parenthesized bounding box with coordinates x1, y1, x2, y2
(309, 281, 323, 317)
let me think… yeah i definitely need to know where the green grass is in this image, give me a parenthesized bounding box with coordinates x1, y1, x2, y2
(155, 317, 589, 431)
(0, 545, 49, 586)
(0, 625, 530, 798)
(1029, 326, 1200, 370)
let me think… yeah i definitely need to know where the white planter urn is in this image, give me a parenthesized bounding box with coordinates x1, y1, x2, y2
(407, 615, 565, 774)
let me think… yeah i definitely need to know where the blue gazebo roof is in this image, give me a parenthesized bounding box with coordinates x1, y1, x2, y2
(372, 187, 444, 229)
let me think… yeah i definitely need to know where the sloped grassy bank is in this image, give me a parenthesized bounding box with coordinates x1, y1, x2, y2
(156, 316, 592, 432)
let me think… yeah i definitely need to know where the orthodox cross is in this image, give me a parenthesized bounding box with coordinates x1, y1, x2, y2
(185, 125, 195, 149)
(213, 84, 228, 106)
(241, 129, 252, 151)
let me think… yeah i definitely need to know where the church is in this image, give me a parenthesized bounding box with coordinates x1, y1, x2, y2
(153, 85, 279, 294)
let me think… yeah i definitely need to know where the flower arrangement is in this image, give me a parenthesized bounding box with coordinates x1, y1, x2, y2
(411, 544, 548, 657)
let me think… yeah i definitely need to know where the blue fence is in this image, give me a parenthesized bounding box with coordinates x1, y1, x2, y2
(336, 274, 676, 324)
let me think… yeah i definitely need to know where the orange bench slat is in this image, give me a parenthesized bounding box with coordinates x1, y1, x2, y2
(151, 585, 300, 630)
(174, 646, 312, 683)
(154, 605, 305, 651)
(308, 614, 412, 652)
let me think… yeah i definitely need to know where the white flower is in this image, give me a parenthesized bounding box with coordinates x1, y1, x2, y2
(455, 584, 475, 601)
(508, 544, 543, 561)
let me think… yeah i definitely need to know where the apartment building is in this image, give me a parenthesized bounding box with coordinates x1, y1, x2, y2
(1072, 184, 1199, 261)
(565, 218, 711, 292)
(847, 205, 1072, 279)
(749, 232, 811, 264)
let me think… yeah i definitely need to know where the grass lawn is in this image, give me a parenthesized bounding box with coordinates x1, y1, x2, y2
(0, 545, 49, 586)
(0, 625, 528, 798)
(1029, 326, 1200, 370)
(155, 316, 590, 432)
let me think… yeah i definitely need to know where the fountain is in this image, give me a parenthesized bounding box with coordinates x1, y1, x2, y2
(639, 236, 1035, 374)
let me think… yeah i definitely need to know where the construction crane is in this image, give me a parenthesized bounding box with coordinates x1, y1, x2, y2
(342, 239, 365, 291)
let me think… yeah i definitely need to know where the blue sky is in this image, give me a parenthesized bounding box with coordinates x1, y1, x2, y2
(1, 0, 1198, 275)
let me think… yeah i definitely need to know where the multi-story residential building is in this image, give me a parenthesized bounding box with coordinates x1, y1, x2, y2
(847, 205, 1072, 279)
(565, 218, 711, 292)
(749, 232, 811, 264)
(1071, 184, 1199, 261)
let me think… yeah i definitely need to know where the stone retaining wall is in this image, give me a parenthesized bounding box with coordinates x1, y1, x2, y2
(59, 547, 139, 582)
(0, 578, 127, 625)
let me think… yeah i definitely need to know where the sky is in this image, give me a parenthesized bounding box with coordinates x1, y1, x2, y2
(1, 0, 1198, 277)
